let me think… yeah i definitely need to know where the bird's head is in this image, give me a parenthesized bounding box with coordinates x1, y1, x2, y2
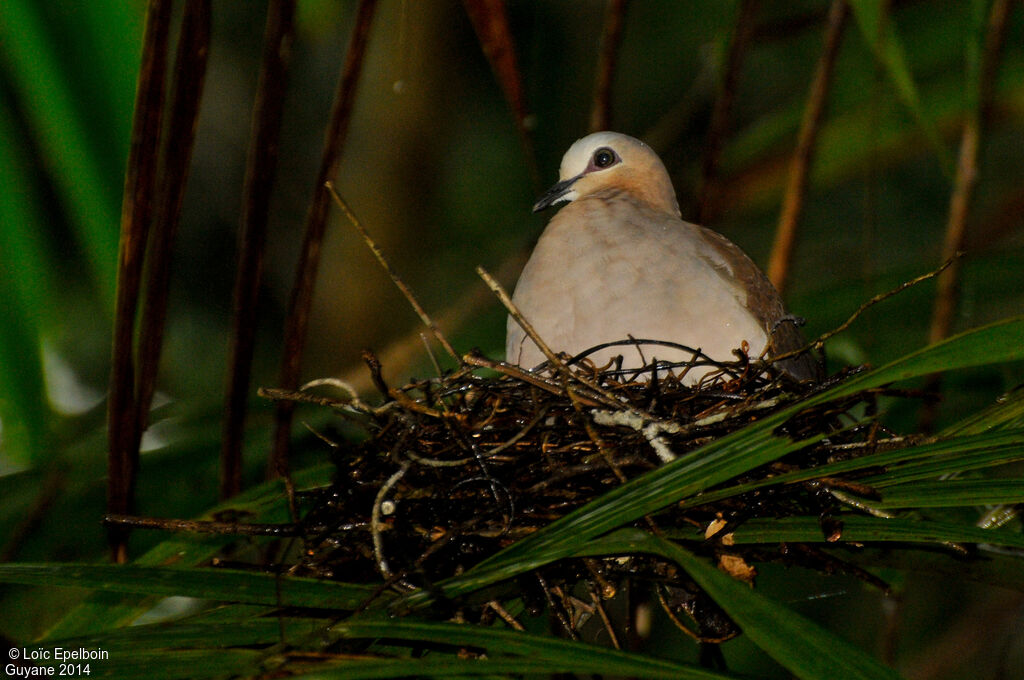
(533, 131, 680, 217)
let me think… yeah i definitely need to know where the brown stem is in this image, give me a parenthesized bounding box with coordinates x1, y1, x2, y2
(135, 0, 211, 449)
(768, 0, 849, 296)
(270, 0, 378, 481)
(221, 0, 297, 501)
(106, 0, 172, 563)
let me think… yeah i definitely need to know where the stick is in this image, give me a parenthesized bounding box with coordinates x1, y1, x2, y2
(103, 514, 303, 537)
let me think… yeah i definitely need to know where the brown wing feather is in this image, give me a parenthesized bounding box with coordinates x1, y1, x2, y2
(696, 226, 822, 381)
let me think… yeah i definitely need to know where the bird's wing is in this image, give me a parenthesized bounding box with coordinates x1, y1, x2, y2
(695, 225, 823, 381)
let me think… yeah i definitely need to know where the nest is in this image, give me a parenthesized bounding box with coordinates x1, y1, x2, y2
(264, 341, 913, 643)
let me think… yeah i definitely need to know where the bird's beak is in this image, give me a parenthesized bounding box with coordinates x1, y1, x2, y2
(532, 175, 581, 212)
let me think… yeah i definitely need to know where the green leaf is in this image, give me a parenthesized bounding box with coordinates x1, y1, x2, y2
(572, 530, 902, 680)
(720, 516, 1024, 549)
(0, 98, 52, 464)
(0, 0, 123, 307)
(822, 316, 1024, 395)
(39, 619, 322, 652)
(0, 563, 377, 609)
(872, 479, 1024, 508)
(292, 657, 722, 680)
(43, 464, 336, 639)
(36, 617, 732, 679)
(863, 433, 1024, 486)
(327, 620, 732, 679)
(390, 528, 901, 679)
(940, 385, 1024, 435)
(683, 428, 1024, 509)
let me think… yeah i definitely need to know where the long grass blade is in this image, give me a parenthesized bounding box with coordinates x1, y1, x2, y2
(719, 515, 1024, 548)
(0, 101, 51, 464)
(612, 530, 902, 680)
(328, 620, 731, 679)
(44, 464, 333, 639)
(0, 0, 121, 303)
(0, 563, 376, 610)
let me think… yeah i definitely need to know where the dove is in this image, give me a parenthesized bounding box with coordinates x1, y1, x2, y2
(506, 131, 820, 383)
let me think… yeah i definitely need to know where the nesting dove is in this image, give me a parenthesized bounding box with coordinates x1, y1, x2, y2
(506, 131, 820, 383)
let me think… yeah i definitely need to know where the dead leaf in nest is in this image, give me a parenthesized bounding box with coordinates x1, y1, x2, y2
(718, 554, 757, 585)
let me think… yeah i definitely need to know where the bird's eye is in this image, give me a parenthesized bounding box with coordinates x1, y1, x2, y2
(593, 148, 617, 168)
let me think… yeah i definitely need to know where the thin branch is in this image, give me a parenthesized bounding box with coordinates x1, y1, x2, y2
(337, 252, 528, 394)
(475, 267, 566, 379)
(326, 183, 460, 363)
(696, 0, 759, 224)
(589, 0, 630, 133)
(106, 0, 173, 563)
(768, 0, 849, 296)
(103, 514, 303, 537)
(259, 375, 382, 416)
(487, 601, 525, 631)
(587, 580, 622, 650)
(271, 0, 378, 480)
(463, 352, 590, 399)
(222, 0, 297, 500)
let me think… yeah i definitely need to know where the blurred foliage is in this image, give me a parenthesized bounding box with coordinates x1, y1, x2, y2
(0, 1, 1023, 678)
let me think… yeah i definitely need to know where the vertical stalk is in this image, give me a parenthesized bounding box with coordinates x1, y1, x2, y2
(106, 0, 172, 563)
(222, 0, 297, 500)
(271, 0, 378, 482)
